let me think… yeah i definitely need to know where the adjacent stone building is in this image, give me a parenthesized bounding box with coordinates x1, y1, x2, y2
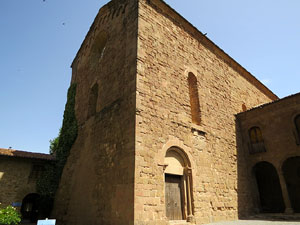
(236, 93, 300, 216)
(0, 148, 54, 222)
(51, 0, 299, 224)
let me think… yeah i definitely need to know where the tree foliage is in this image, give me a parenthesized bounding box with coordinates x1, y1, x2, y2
(49, 134, 59, 155)
(36, 83, 78, 215)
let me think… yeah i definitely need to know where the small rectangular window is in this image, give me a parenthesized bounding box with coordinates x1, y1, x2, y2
(28, 164, 44, 183)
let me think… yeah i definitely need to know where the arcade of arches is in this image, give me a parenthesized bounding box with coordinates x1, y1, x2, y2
(253, 157, 300, 213)
(237, 94, 300, 218)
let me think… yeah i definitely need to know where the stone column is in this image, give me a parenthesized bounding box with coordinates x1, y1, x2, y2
(278, 170, 293, 214)
(185, 167, 195, 223)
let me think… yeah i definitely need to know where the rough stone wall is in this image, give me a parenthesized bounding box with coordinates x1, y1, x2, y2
(0, 157, 40, 208)
(52, 1, 138, 225)
(135, 0, 275, 224)
(236, 93, 300, 216)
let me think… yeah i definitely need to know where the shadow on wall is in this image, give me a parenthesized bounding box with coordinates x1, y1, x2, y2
(0, 157, 28, 206)
(252, 162, 285, 213)
(282, 157, 300, 213)
(236, 119, 300, 218)
(0, 153, 54, 222)
(236, 120, 286, 219)
(21, 193, 40, 223)
(236, 120, 254, 219)
(0, 166, 7, 204)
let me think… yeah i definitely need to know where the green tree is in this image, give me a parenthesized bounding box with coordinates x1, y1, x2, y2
(49, 135, 59, 155)
(36, 83, 78, 216)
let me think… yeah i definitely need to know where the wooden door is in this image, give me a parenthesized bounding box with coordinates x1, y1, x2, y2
(165, 174, 183, 220)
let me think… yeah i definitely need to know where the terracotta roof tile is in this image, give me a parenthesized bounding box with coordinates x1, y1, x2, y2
(0, 148, 55, 161)
(236, 92, 300, 116)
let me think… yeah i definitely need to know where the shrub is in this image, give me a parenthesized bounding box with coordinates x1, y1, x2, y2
(0, 205, 21, 225)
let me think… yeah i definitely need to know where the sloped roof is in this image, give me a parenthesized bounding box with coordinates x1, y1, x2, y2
(0, 148, 55, 161)
(236, 92, 300, 116)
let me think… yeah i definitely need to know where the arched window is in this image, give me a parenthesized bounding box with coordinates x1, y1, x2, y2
(87, 83, 98, 118)
(248, 127, 266, 154)
(188, 73, 201, 125)
(90, 31, 108, 67)
(164, 147, 194, 222)
(295, 115, 300, 144)
(242, 103, 247, 112)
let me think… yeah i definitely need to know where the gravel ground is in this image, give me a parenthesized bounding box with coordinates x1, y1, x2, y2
(204, 220, 300, 225)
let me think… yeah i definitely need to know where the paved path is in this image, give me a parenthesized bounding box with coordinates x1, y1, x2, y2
(204, 220, 300, 225)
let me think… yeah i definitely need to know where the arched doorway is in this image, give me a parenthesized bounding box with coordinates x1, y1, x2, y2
(253, 162, 285, 213)
(282, 156, 300, 212)
(164, 147, 193, 221)
(21, 193, 40, 223)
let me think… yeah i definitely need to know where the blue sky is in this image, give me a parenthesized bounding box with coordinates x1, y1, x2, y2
(1, 0, 299, 154)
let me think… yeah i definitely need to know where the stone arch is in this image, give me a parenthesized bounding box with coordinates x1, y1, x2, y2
(21, 193, 40, 223)
(278, 154, 300, 172)
(77, 30, 109, 71)
(282, 156, 300, 212)
(165, 146, 191, 168)
(163, 145, 194, 222)
(253, 161, 285, 213)
(158, 137, 195, 170)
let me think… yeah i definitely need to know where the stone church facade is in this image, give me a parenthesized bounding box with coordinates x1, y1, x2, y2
(51, 0, 300, 224)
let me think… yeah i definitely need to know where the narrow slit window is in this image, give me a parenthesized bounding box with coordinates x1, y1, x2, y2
(242, 103, 247, 112)
(295, 115, 300, 134)
(295, 115, 300, 144)
(188, 73, 201, 125)
(87, 83, 99, 118)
